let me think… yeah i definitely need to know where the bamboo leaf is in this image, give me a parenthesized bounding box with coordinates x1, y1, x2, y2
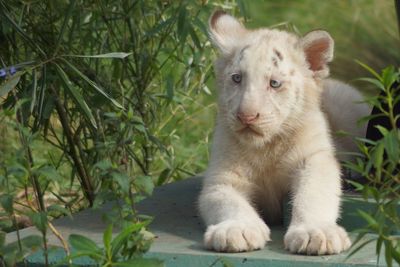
(36, 65, 47, 125)
(54, 63, 98, 128)
(53, 0, 76, 55)
(60, 59, 123, 109)
(165, 75, 174, 102)
(189, 25, 201, 50)
(0, 3, 46, 57)
(30, 69, 38, 113)
(63, 52, 132, 59)
(236, 0, 248, 20)
(0, 73, 22, 97)
(177, 5, 188, 42)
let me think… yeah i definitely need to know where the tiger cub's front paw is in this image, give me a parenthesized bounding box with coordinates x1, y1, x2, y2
(284, 224, 351, 255)
(204, 219, 270, 252)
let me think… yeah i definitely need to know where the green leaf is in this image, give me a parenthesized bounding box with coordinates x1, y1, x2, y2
(345, 180, 364, 191)
(0, 73, 22, 97)
(221, 257, 235, 267)
(385, 240, 393, 267)
(157, 168, 171, 186)
(47, 204, 72, 218)
(134, 124, 147, 134)
(20, 235, 43, 249)
(236, 0, 248, 20)
(347, 237, 376, 259)
(111, 172, 131, 193)
(376, 237, 383, 257)
(63, 52, 132, 59)
(69, 234, 100, 253)
(93, 160, 113, 171)
(36, 165, 62, 182)
(357, 210, 378, 228)
(54, 63, 98, 128)
(146, 17, 174, 37)
(165, 75, 174, 102)
(30, 69, 38, 113)
(54, 0, 76, 55)
(113, 258, 164, 267)
(375, 125, 389, 137)
(188, 25, 201, 50)
(381, 66, 398, 89)
(36, 65, 47, 123)
(111, 222, 146, 258)
(177, 5, 188, 42)
(384, 130, 400, 163)
(356, 60, 381, 81)
(392, 246, 400, 264)
(0, 220, 13, 230)
(134, 176, 154, 196)
(0, 3, 45, 56)
(60, 59, 123, 109)
(0, 231, 5, 247)
(103, 224, 113, 259)
(29, 211, 48, 234)
(357, 113, 386, 126)
(371, 142, 385, 169)
(356, 77, 385, 91)
(0, 195, 14, 214)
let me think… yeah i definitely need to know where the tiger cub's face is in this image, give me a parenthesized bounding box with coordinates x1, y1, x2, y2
(210, 11, 334, 147)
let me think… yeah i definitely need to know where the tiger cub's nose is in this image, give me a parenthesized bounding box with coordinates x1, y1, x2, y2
(237, 112, 260, 125)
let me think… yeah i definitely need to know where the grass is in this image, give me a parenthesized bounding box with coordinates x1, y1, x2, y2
(245, 0, 399, 90)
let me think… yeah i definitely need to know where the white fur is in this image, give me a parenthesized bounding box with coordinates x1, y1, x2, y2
(198, 12, 369, 255)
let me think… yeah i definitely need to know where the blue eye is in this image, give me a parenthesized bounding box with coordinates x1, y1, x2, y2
(270, 79, 282, 88)
(231, 73, 242, 83)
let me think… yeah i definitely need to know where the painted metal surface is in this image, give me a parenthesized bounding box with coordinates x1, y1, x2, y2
(8, 177, 385, 266)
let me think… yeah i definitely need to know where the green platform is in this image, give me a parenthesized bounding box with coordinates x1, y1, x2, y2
(6, 177, 385, 266)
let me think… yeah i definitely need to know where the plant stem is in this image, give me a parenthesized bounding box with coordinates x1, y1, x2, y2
(51, 86, 94, 206)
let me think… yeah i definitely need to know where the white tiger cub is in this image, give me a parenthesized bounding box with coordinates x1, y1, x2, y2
(198, 11, 370, 255)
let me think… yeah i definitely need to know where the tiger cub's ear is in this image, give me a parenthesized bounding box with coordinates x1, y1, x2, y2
(209, 10, 248, 54)
(300, 30, 334, 78)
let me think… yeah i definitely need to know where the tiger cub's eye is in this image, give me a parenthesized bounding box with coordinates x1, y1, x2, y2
(270, 79, 282, 88)
(231, 73, 242, 84)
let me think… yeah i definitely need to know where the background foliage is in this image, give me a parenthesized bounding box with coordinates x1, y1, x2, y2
(346, 66, 400, 267)
(0, 0, 242, 265)
(0, 0, 399, 266)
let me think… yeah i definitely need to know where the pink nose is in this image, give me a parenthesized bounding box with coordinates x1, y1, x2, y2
(237, 112, 260, 125)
